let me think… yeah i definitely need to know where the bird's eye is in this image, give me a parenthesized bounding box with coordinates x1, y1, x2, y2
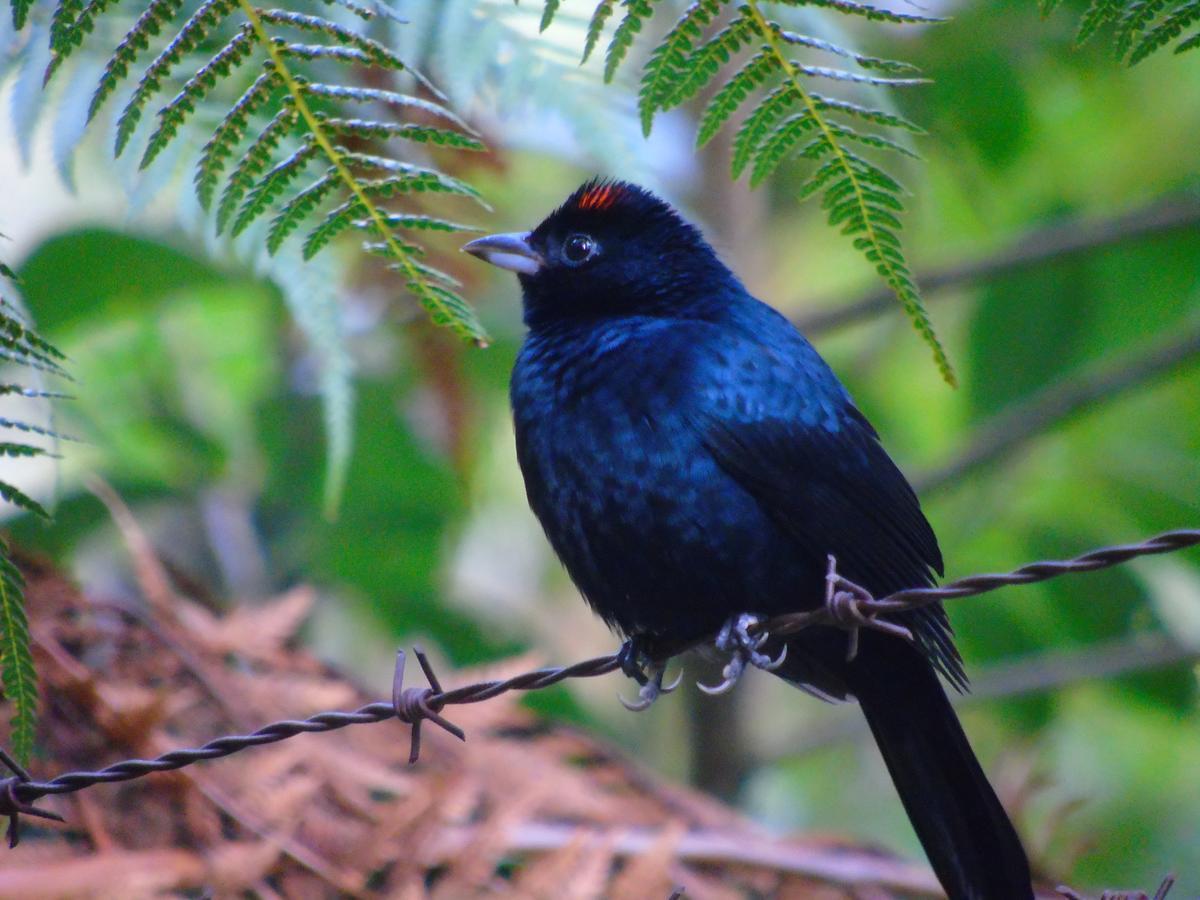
(562, 233, 597, 265)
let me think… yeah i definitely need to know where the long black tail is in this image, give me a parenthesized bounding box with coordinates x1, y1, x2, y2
(843, 634, 1033, 900)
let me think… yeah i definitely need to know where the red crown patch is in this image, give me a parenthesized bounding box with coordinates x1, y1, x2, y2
(574, 182, 625, 212)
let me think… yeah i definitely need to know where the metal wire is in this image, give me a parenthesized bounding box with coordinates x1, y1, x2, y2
(0, 528, 1196, 847)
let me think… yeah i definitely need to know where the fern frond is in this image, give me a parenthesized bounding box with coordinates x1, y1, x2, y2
(11, 0, 34, 30)
(216, 104, 299, 233)
(267, 169, 339, 252)
(141, 24, 259, 169)
(1066, 0, 1199, 60)
(582, 0, 618, 62)
(374, 213, 480, 233)
(698, 48, 775, 148)
(231, 138, 318, 236)
(0, 543, 39, 764)
(638, 0, 721, 135)
(318, 116, 485, 150)
(604, 0, 655, 82)
(88, 0, 187, 124)
(300, 83, 475, 132)
(660, 10, 757, 109)
(540, 0, 562, 32)
(1129, 2, 1200, 62)
(195, 69, 282, 209)
(340, 153, 486, 202)
(777, 30, 920, 74)
(775, 0, 943, 25)
(115, 0, 238, 156)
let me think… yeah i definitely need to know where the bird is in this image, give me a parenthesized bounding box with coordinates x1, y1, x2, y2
(463, 178, 1033, 899)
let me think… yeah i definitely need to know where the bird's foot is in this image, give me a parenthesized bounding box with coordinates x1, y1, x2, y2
(616, 634, 652, 685)
(824, 555, 913, 661)
(618, 661, 683, 712)
(698, 613, 787, 696)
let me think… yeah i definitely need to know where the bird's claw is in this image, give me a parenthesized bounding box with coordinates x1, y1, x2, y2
(618, 663, 683, 711)
(825, 555, 913, 661)
(697, 613, 787, 695)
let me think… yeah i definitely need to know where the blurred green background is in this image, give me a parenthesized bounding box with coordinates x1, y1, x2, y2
(2, 0, 1199, 892)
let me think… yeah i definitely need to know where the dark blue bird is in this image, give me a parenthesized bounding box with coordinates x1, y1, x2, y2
(464, 179, 1032, 899)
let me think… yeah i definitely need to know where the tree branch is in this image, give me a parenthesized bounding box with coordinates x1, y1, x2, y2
(914, 319, 1200, 494)
(797, 197, 1200, 336)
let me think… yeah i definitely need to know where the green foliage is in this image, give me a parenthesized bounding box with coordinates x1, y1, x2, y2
(0, 267, 65, 764)
(31, 0, 490, 347)
(1046, 0, 1200, 62)
(538, 0, 955, 384)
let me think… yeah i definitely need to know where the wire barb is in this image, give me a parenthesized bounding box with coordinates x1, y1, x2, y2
(0, 748, 64, 848)
(0, 528, 1195, 845)
(823, 554, 914, 661)
(392, 647, 466, 764)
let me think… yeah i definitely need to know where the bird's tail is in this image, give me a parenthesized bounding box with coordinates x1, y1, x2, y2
(843, 634, 1033, 900)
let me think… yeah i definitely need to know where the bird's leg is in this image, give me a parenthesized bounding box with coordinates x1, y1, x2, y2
(616, 633, 682, 711)
(698, 613, 788, 696)
(618, 660, 683, 712)
(825, 554, 913, 661)
(616, 634, 651, 685)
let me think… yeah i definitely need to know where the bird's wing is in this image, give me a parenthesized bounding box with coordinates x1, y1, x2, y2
(690, 323, 963, 686)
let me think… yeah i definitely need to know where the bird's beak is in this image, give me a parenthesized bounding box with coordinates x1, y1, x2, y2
(461, 231, 543, 276)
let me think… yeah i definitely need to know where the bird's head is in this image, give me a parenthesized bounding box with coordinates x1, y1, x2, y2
(462, 179, 737, 327)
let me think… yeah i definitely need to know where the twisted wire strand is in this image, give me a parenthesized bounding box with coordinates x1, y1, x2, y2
(1, 528, 1196, 846)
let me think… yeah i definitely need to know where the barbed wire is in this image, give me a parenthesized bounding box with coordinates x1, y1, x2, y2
(0, 528, 1197, 849)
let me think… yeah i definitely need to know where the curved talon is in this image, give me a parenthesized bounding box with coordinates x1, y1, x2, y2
(697, 655, 746, 695)
(618, 664, 681, 712)
(761, 642, 787, 671)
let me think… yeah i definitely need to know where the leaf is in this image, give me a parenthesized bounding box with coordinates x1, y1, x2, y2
(319, 117, 485, 150)
(11, 0, 34, 30)
(638, 0, 721, 135)
(1129, 3, 1200, 62)
(774, 0, 944, 25)
(540, 0, 562, 32)
(88, 0, 186, 124)
(300, 83, 476, 133)
(266, 170, 340, 253)
(216, 105, 299, 234)
(141, 24, 259, 169)
(605, 0, 655, 83)
(0, 541, 38, 764)
(777, 30, 921, 73)
(583, 0, 618, 62)
(661, 11, 756, 109)
(195, 69, 281, 210)
(232, 140, 319, 237)
(114, 0, 238, 156)
(697, 48, 775, 147)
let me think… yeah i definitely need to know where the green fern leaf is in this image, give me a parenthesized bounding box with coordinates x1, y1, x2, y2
(376, 213, 480, 233)
(141, 24, 258, 169)
(303, 197, 365, 259)
(259, 10, 435, 89)
(0, 542, 38, 764)
(320, 117, 485, 151)
(662, 11, 756, 108)
(697, 48, 774, 147)
(794, 64, 927, 87)
(541, 0, 562, 32)
(403, 279, 488, 345)
(301, 83, 476, 133)
(0, 479, 49, 519)
(774, 0, 943, 25)
(115, 0, 237, 157)
(216, 105, 299, 234)
(777, 30, 920, 73)
(638, 0, 721, 135)
(583, 0, 618, 62)
(267, 170, 340, 253)
(1177, 28, 1200, 51)
(88, 0, 186, 123)
(232, 139, 319, 237)
(195, 69, 281, 210)
(750, 111, 818, 186)
(1115, 0, 1170, 57)
(340, 153, 487, 203)
(50, 0, 87, 54)
(1129, 3, 1200, 62)
(12, 0, 34, 30)
(605, 0, 656, 83)
(810, 93, 924, 133)
(731, 84, 795, 178)
(44, 0, 123, 82)
(0, 443, 49, 459)
(1076, 0, 1124, 44)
